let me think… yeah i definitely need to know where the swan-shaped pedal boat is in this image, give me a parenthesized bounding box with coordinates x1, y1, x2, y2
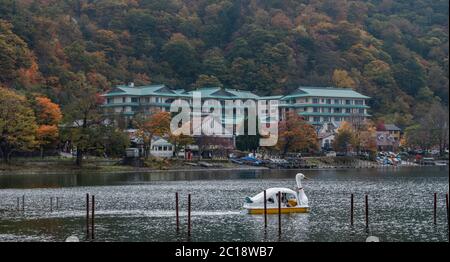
(244, 173, 310, 214)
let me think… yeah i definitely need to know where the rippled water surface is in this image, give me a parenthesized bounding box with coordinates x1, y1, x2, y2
(0, 167, 448, 242)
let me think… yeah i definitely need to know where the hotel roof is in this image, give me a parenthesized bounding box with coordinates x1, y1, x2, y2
(282, 86, 370, 100)
(102, 84, 188, 97)
(184, 87, 260, 99)
(103, 85, 371, 101)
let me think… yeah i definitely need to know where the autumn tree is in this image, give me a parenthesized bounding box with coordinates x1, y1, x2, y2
(134, 111, 171, 159)
(0, 87, 38, 163)
(332, 69, 356, 89)
(0, 20, 34, 85)
(32, 96, 63, 158)
(333, 122, 355, 155)
(193, 74, 222, 88)
(334, 120, 376, 156)
(276, 112, 318, 157)
(404, 104, 449, 156)
(354, 120, 377, 157)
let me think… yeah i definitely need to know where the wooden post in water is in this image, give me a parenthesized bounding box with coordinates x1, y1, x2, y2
(22, 195, 25, 212)
(278, 191, 281, 236)
(434, 193, 437, 225)
(350, 194, 354, 226)
(175, 192, 179, 232)
(365, 194, 369, 229)
(50, 197, 53, 212)
(86, 193, 90, 239)
(264, 190, 267, 229)
(187, 194, 191, 238)
(56, 197, 59, 210)
(16, 197, 19, 211)
(91, 195, 95, 240)
(446, 193, 449, 228)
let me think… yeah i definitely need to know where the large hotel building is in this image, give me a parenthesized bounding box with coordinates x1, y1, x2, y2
(102, 84, 370, 130)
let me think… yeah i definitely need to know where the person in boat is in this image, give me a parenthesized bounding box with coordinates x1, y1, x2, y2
(276, 192, 289, 207)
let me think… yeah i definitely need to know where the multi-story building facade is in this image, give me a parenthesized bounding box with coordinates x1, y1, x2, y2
(279, 86, 370, 127)
(102, 84, 186, 119)
(102, 84, 371, 130)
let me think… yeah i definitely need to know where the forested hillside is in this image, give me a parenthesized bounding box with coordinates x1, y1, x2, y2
(0, 0, 448, 127)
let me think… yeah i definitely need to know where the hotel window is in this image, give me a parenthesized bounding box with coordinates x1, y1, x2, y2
(323, 108, 331, 113)
(355, 100, 363, 105)
(345, 108, 351, 113)
(335, 108, 342, 113)
(156, 97, 161, 103)
(334, 99, 341, 104)
(107, 98, 112, 104)
(326, 99, 331, 104)
(335, 117, 341, 121)
(324, 117, 331, 122)
(122, 97, 126, 103)
(313, 107, 319, 113)
(346, 100, 351, 105)
(312, 98, 319, 104)
(305, 98, 309, 103)
(145, 97, 150, 103)
(321, 99, 325, 103)
(313, 117, 320, 122)
(131, 97, 138, 103)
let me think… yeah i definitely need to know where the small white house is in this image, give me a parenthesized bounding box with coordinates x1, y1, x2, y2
(319, 133, 335, 150)
(150, 137, 174, 158)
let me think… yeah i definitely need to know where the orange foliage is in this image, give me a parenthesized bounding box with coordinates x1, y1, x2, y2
(36, 124, 59, 144)
(144, 111, 171, 137)
(35, 96, 63, 125)
(17, 59, 42, 86)
(95, 93, 106, 105)
(277, 111, 319, 155)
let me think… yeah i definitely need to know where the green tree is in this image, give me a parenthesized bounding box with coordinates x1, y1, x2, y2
(161, 34, 199, 85)
(61, 77, 104, 166)
(0, 86, 38, 163)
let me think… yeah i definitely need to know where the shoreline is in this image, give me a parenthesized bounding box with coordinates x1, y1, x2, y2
(0, 163, 443, 176)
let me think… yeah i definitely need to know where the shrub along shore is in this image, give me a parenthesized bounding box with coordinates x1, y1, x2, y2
(0, 156, 437, 176)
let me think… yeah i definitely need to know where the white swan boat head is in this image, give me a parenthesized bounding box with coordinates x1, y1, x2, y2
(244, 173, 310, 214)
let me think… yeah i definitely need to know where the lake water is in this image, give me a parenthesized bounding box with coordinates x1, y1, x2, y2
(0, 167, 448, 242)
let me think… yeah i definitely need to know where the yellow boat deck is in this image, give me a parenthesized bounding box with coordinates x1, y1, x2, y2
(247, 207, 310, 214)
